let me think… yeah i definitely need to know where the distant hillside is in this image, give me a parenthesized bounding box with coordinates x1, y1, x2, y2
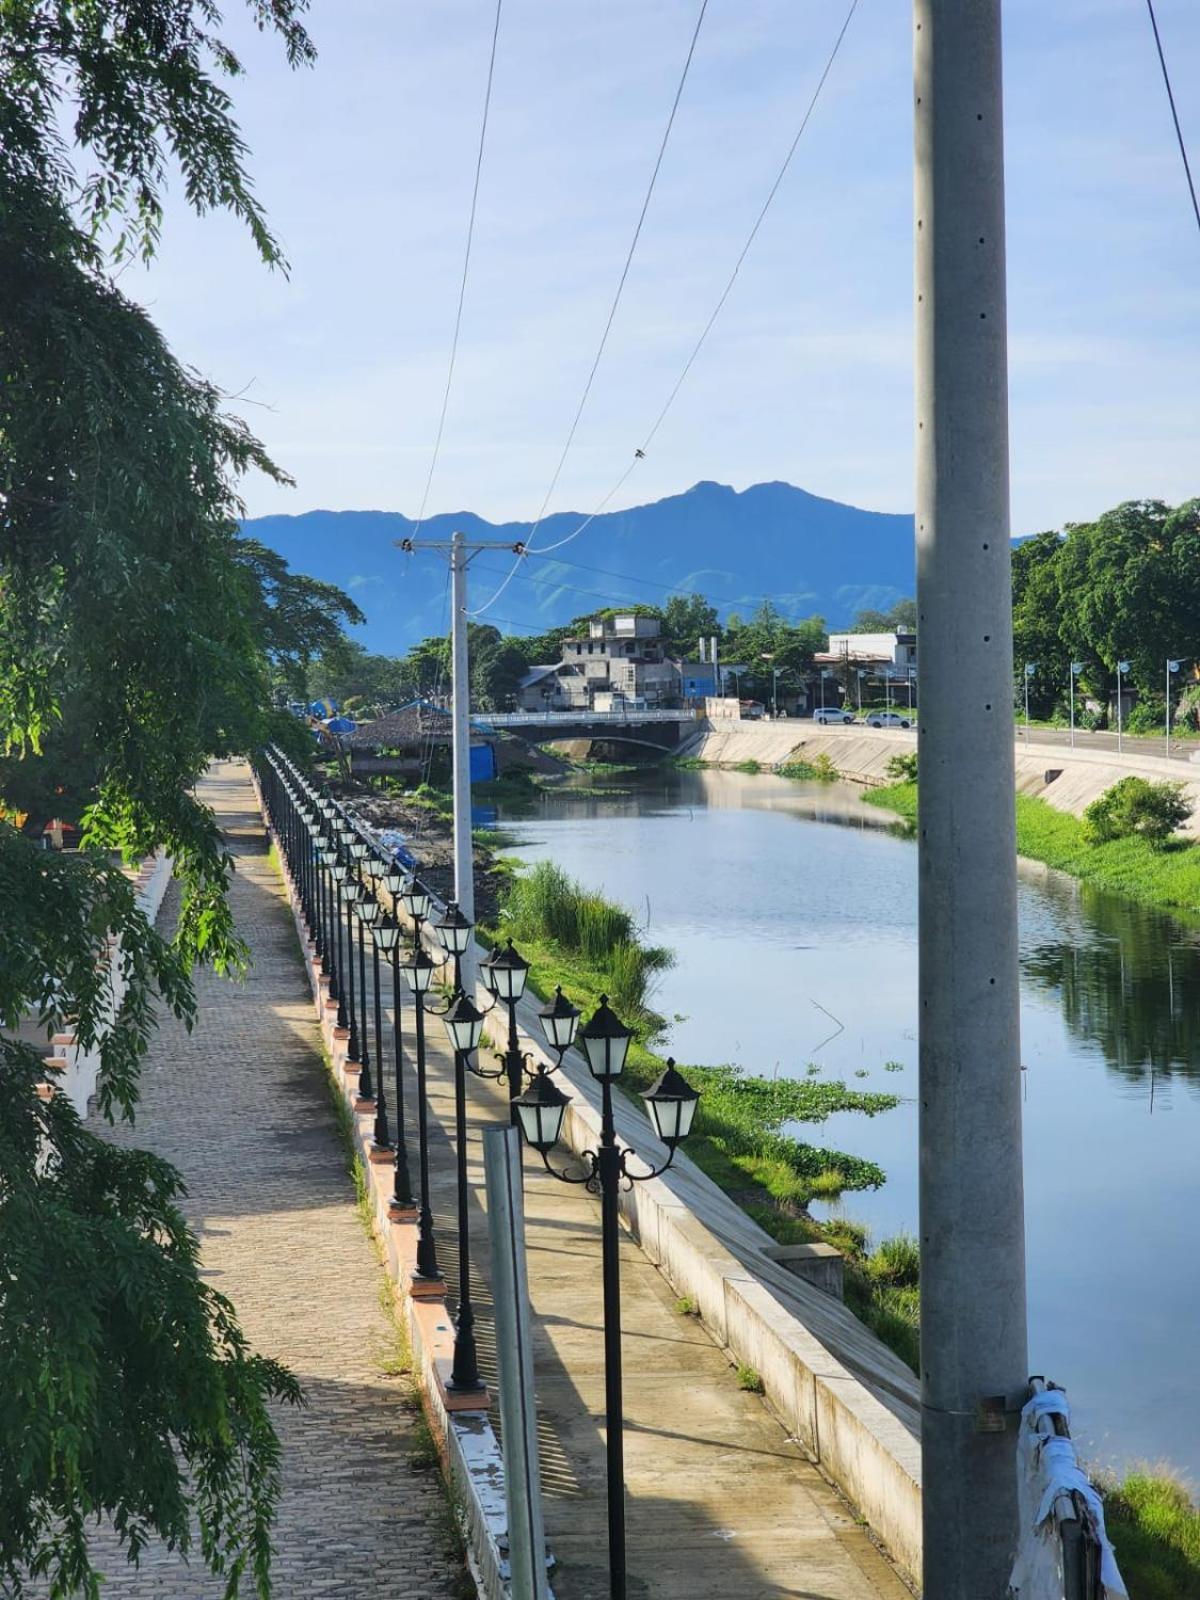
(244, 480, 915, 655)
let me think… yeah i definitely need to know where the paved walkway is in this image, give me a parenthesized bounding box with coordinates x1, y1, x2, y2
(67, 764, 462, 1598)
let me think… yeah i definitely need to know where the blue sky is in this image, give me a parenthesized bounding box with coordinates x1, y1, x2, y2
(131, 0, 1199, 536)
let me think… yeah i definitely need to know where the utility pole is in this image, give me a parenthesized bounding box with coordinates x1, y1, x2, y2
(914, 4, 1028, 1596)
(398, 530, 525, 952)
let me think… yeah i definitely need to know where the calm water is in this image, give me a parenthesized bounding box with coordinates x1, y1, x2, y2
(485, 766, 1200, 1479)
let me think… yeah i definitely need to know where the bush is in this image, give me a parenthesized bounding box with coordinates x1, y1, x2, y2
(810, 751, 838, 782)
(1082, 777, 1193, 848)
(1126, 698, 1167, 735)
(885, 752, 918, 782)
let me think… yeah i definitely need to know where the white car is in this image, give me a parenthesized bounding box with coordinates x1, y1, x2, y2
(813, 708, 854, 726)
(866, 711, 912, 729)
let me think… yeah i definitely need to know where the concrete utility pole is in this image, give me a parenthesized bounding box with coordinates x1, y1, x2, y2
(397, 530, 526, 942)
(449, 532, 473, 927)
(914, 3, 1028, 1596)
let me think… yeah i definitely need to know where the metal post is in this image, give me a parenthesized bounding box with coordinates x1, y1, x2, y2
(914, 2, 1028, 1594)
(450, 532, 476, 967)
(483, 1128, 550, 1600)
(390, 947, 416, 1211)
(356, 912, 373, 1100)
(1166, 658, 1180, 759)
(1069, 665, 1076, 748)
(597, 1078, 626, 1600)
(447, 1042, 485, 1394)
(1117, 662, 1125, 752)
(412, 980, 442, 1284)
(371, 934, 390, 1150)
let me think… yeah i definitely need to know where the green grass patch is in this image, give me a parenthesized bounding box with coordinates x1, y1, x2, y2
(865, 781, 1200, 915)
(1104, 1468, 1200, 1600)
(777, 760, 817, 779)
(733, 758, 762, 774)
(736, 1365, 764, 1394)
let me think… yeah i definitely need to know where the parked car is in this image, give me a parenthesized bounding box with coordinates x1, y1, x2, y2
(866, 711, 912, 729)
(813, 708, 855, 726)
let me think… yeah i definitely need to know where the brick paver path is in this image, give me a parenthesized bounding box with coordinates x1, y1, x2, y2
(63, 764, 462, 1598)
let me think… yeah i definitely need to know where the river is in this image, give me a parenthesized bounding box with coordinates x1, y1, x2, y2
(483, 765, 1200, 1481)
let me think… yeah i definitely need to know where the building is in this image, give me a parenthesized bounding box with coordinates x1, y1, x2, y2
(679, 661, 719, 702)
(518, 614, 682, 711)
(820, 629, 917, 673)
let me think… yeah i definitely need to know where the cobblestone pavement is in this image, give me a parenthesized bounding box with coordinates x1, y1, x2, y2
(60, 764, 463, 1599)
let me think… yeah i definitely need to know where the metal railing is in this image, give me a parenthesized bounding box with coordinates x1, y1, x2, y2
(479, 708, 696, 726)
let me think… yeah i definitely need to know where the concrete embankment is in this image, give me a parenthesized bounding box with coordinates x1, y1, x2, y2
(688, 720, 1200, 835)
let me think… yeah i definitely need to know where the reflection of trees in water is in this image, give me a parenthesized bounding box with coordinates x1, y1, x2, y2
(1020, 875, 1200, 1085)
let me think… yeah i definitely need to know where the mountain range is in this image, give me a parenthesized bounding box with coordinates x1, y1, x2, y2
(244, 480, 915, 656)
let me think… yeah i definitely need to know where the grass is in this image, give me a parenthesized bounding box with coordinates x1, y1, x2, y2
(675, 1295, 700, 1318)
(865, 781, 1200, 916)
(736, 1365, 764, 1393)
(486, 859, 923, 1371)
(734, 758, 762, 774)
(776, 760, 817, 779)
(1104, 1468, 1200, 1599)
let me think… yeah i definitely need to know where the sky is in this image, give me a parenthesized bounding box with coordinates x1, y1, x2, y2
(129, 0, 1200, 537)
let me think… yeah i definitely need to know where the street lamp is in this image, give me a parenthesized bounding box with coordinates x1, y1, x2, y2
(372, 914, 417, 1218)
(1116, 659, 1130, 753)
(481, 939, 533, 1120)
(399, 889, 444, 1290)
(1167, 658, 1182, 759)
(1023, 662, 1036, 744)
(435, 900, 474, 992)
(439, 988, 490, 1396)
(514, 997, 700, 1600)
(1069, 662, 1083, 748)
(354, 893, 382, 1119)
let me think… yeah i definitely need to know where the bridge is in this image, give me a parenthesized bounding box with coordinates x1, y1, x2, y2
(478, 707, 699, 753)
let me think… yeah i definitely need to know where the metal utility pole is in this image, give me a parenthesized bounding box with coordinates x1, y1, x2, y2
(397, 530, 526, 955)
(1116, 659, 1129, 753)
(914, 3, 1028, 1595)
(1069, 661, 1082, 747)
(1166, 658, 1180, 759)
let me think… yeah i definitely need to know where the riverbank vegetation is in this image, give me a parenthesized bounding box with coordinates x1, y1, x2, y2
(484, 859, 921, 1369)
(1104, 1468, 1200, 1599)
(865, 780, 1200, 915)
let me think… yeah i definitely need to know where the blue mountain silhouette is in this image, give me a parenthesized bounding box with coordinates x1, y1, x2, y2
(245, 479, 914, 654)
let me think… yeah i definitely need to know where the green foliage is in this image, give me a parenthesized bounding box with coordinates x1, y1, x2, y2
(849, 599, 916, 633)
(734, 758, 761, 774)
(1082, 778, 1193, 848)
(0, 0, 314, 266)
(865, 1233, 920, 1288)
(885, 752, 918, 783)
(1011, 500, 1200, 708)
(810, 752, 838, 782)
(501, 861, 673, 1018)
(735, 1365, 764, 1394)
(1104, 1469, 1200, 1600)
(0, 4, 331, 1589)
(776, 760, 817, 779)
(674, 1296, 700, 1318)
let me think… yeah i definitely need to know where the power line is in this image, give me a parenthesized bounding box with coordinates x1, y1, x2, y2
(471, 0, 861, 611)
(409, 0, 505, 541)
(1145, 0, 1200, 241)
(469, 0, 710, 616)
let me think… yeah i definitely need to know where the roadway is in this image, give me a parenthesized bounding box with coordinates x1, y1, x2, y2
(1016, 725, 1200, 764)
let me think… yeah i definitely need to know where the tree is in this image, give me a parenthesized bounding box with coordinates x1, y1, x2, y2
(849, 599, 916, 633)
(1010, 531, 1068, 718)
(1, 4, 330, 1593)
(662, 592, 720, 657)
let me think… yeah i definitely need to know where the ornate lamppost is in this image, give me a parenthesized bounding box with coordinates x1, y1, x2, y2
(480, 939, 533, 1123)
(399, 879, 444, 1290)
(514, 999, 700, 1600)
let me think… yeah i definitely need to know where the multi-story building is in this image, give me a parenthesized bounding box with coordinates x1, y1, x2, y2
(516, 614, 682, 711)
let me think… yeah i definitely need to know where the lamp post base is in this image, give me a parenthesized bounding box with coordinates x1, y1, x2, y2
(410, 1271, 446, 1300)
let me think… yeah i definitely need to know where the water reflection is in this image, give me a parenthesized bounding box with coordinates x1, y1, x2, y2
(1019, 869, 1200, 1094)
(487, 764, 1200, 1475)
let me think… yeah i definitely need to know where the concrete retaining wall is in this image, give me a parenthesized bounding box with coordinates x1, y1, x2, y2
(690, 720, 1200, 836)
